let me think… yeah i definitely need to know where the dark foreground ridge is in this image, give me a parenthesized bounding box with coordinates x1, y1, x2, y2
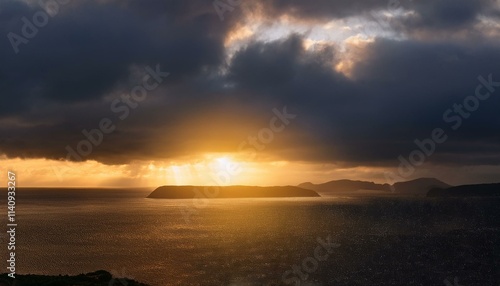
(0, 270, 149, 286)
(147, 185, 320, 199)
(427, 183, 500, 197)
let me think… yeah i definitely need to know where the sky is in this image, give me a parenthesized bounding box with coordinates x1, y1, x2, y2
(1, 0, 500, 187)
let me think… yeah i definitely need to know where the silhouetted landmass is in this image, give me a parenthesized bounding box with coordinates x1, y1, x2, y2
(392, 177, 451, 196)
(147, 185, 320, 199)
(0, 270, 149, 286)
(299, 179, 391, 195)
(427, 183, 500, 197)
(299, 177, 451, 196)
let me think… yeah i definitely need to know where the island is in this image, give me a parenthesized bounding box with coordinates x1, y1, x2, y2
(0, 270, 149, 286)
(298, 177, 450, 196)
(147, 185, 320, 199)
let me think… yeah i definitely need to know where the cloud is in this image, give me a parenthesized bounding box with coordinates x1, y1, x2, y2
(400, 0, 493, 30)
(0, 0, 499, 177)
(0, 0, 229, 110)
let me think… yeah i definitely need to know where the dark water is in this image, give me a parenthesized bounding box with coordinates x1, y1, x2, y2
(2, 189, 500, 285)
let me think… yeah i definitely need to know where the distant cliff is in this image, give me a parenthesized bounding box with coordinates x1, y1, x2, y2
(427, 183, 500, 197)
(392, 178, 450, 196)
(299, 178, 451, 196)
(147, 185, 320, 199)
(298, 179, 390, 195)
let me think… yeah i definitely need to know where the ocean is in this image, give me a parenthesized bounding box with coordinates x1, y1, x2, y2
(3, 189, 499, 285)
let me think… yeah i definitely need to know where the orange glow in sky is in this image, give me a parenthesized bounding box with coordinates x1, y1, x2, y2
(0, 155, 397, 188)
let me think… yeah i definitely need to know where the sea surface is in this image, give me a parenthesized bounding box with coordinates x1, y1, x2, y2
(2, 188, 499, 285)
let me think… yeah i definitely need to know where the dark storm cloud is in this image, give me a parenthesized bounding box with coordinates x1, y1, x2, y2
(336, 39, 500, 166)
(400, 0, 495, 30)
(0, 0, 229, 111)
(224, 36, 500, 166)
(228, 35, 323, 91)
(0, 0, 500, 169)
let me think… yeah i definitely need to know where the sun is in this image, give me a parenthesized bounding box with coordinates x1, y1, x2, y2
(209, 155, 244, 186)
(212, 155, 239, 174)
(215, 156, 232, 166)
(163, 154, 244, 186)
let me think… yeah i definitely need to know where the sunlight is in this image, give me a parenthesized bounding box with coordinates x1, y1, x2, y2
(215, 156, 232, 169)
(208, 155, 242, 186)
(162, 154, 245, 186)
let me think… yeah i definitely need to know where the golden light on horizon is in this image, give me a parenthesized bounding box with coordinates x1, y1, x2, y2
(0, 154, 403, 188)
(167, 154, 242, 186)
